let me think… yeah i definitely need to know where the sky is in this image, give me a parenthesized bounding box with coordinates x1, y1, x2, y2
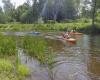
(0, 0, 26, 8)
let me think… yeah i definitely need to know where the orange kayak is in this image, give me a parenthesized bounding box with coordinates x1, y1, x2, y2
(66, 38, 76, 43)
(63, 38, 76, 44)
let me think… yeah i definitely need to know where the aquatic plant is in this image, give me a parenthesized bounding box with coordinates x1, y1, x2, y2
(18, 36, 57, 80)
(0, 35, 16, 56)
(18, 36, 55, 65)
(0, 23, 96, 33)
(17, 65, 30, 76)
(0, 59, 13, 72)
(0, 59, 30, 80)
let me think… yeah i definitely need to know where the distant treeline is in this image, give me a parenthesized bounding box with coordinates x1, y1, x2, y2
(0, 0, 100, 24)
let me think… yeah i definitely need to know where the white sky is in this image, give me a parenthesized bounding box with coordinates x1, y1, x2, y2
(0, 0, 26, 8)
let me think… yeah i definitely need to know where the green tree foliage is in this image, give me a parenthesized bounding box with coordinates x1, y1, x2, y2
(19, 0, 44, 23)
(43, 0, 79, 22)
(81, 0, 92, 18)
(2, 0, 16, 22)
(96, 0, 100, 9)
(15, 3, 30, 22)
(0, 7, 2, 13)
(0, 7, 7, 23)
(0, 0, 100, 23)
(64, 0, 77, 19)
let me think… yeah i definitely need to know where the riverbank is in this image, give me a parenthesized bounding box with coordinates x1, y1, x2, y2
(0, 23, 100, 34)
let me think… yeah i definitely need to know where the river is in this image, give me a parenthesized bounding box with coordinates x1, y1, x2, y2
(16, 33, 100, 80)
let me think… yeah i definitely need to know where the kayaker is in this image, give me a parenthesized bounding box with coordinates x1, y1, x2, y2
(64, 32, 70, 39)
(61, 32, 70, 39)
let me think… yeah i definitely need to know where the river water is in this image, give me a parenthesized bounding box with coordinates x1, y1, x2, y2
(3, 32, 99, 80)
(15, 33, 100, 80)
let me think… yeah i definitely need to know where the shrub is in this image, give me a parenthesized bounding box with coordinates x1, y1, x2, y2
(17, 65, 30, 76)
(0, 59, 30, 80)
(0, 35, 16, 56)
(0, 59, 13, 72)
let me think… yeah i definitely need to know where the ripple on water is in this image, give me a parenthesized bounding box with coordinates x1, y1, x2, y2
(17, 34, 100, 80)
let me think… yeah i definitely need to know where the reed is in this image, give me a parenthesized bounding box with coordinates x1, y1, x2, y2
(17, 36, 56, 80)
(0, 59, 30, 80)
(0, 23, 97, 33)
(0, 34, 16, 56)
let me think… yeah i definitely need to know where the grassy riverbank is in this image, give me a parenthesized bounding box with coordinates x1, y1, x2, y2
(0, 23, 100, 34)
(0, 34, 55, 80)
(0, 58, 30, 80)
(0, 35, 30, 80)
(0, 23, 100, 33)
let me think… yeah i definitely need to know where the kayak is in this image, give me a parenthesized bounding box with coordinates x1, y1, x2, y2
(66, 38, 76, 42)
(62, 38, 76, 44)
(59, 32, 77, 43)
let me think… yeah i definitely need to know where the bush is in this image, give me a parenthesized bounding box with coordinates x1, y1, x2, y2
(62, 19, 74, 23)
(0, 59, 13, 72)
(17, 65, 30, 76)
(0, 59, 30, 80)
(78, 18, 91, 23)
(0, 35, 16, 56)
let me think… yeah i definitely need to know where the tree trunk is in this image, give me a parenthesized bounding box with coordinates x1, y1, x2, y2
(92, 0, 96, 27)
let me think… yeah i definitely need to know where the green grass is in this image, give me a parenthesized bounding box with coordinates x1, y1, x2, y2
(0, 59, 13, 72)
(0, 34, 56, 66)
(17, 36, 55, 65)
(0, 59, 30, 80)
(0, 23, 100, 34)
(17, 65, 30, 76)
(0, 35, 31, 80)
(0, 23, 92, 32)
(0, 35, 16, 56)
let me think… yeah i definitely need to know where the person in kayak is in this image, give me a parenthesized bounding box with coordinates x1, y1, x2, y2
(64, 32, 71, 39)
(61, 32, 70, 39)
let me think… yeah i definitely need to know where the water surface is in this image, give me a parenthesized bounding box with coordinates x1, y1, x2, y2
(2, 32, 100, 80)
(17, 33, 100, 80)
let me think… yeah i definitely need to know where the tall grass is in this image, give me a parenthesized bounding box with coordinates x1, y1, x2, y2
(17, 36, 58, 80)
(0, 23, 93, 32)
(17, 36, 55, 65)
(0, 59, 30, 80)
(0, 35, 30, 80)
(0, 35, 16, 56)
(0, 34, 56, 68)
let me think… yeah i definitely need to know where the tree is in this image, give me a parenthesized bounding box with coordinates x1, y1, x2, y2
(20, 0, 41, 23)
(0, 6, 7, 23)
(25, 0, 41, 23)
(2, 0, 16, 22)
(63, 0, 78, 20)
(0, 7, 2, 13)
(92, 0, 97, 27)
(80, 0, 92, 18)
(96, 0, 100, 9)
(15, 3, 30, 22)
(42, 0, 78, 22)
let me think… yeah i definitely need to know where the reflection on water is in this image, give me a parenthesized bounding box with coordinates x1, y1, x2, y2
(45, 38, 64, 52)
(18, 48, 40, 69)
(18, 34, 100, 80)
